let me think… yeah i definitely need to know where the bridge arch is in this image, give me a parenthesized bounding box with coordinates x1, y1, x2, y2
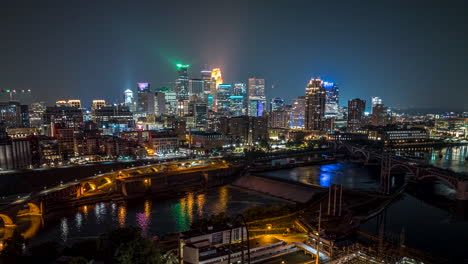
(16, 203, 42, 217)
(389, 163, 418, 176)
(82, 182, 97, 192)
(0, 214, 14, 227)
(352, 149, 369, 161)
(417, 174, 457, 189)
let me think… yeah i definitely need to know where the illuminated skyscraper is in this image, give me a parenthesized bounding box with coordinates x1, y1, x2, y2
(210, 68, 223, 112)
(291, 96, 305, 128)
(270, 97, 285, 112)
(233, 83, 247, 96)
(188, 79, 204, 98)
(347, 98, 366, 130)
(324, 82, 339, 118)
(248, 78, 266, 117)
(371, 96, 382, 113)
(216, 84, 232, 114)
(124, 89, 134, 104)
(304, 78, 326, 130)
(176, 64, 190, 100)
(211, 68, 223, 89)
(201, 70, 212, 94)
(136, 82, 150, 112)
(248, 77, 265, 97)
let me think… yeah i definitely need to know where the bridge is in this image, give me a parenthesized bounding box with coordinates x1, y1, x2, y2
(332, 142, 468, 200)
(0, 158, 234, 239)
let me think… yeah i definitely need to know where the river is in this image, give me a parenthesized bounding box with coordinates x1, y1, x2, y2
(3, 146, 468, 262)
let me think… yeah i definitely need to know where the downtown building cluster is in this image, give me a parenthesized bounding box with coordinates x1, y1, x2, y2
(0, 66, 466, 169)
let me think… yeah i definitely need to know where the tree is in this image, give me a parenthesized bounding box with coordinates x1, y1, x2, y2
(113, 237, 162, 264)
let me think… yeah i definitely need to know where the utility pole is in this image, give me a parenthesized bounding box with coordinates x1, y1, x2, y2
(316, 203, 321, 264)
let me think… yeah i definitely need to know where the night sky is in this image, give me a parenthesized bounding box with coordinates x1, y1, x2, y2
(1, 0, 467, 110)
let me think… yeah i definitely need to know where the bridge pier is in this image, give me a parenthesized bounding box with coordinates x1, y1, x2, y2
(456, 181, 468, 201)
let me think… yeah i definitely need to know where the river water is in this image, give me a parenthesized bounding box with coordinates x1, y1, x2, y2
(3, 146, 468, 262)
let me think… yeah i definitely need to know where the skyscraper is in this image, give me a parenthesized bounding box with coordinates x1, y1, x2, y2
(188, 79, 204, 98)
(136, 82, 150, 112)
(370, 104, 388, 126)
(347, 98, 366, 130)
(248, 77, 266, 117)
(216, 84, 232, 114)
(324, 82, 339, 118)
(270, 97, 285, 112)
(210, 68, 223, 112)
(201, 70, 212, 94)
(304, 78, 326, 130)
(371, 96, 382, 113)
(176, 64, 189, 100)
(124, 89, 134, 104)
(291, 96, 305, 128)
(248, 77, 265, 98)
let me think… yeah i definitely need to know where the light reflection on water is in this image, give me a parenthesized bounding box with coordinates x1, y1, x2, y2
(26, 185, 281, 246)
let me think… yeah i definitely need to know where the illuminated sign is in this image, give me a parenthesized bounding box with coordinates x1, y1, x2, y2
(229, 95, 243, 99)
(323, 81, 334, 88)
(176, 64, 190, 68)
(137, 82, 149, 91)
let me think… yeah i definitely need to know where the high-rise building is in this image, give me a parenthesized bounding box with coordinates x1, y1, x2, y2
(233, 83, 247, 96)
(248, 77, 265, 97)
(29, 102, 46, 128)
(248, 78, 266, 117)
(201, 70, 212, 93)
(136, 82, 150, 112)
(270, 97, 285, 112)
(211, 68, 223, 89)
(92, 100, 106, 114)
(176, 64, 190, 100)
(324, 82, 339, 118)
(0, 101, 22, 128)
(188, 79, 205, 98)
(371, 96, 382, 113)
(155, 92, 166, 116)
(124, 89, 134, 104)
(216, 84, 232, 114)
(229, 95, 244, 116)
(347, 98, 366, 130)
(370, 104, 388, 126)
(304, 79, 326, 130)
(291, 96, 305, 128)
(248, 99, 265, 117)
(210, 68, 223, 112)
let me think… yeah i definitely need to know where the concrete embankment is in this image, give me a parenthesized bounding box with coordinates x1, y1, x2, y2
(232, 174, 324, 203)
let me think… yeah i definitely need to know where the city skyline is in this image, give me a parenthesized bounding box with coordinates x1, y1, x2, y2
(1, 0, 467, 110)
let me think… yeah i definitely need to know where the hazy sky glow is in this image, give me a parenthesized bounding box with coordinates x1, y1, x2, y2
(1, 0, 467, 110)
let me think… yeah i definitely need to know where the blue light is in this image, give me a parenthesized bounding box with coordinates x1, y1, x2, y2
(229, 95, 243, 99)
(323, 81, 334, 88)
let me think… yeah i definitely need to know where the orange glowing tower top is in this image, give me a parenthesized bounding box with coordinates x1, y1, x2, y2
(211, 68, 223, 89)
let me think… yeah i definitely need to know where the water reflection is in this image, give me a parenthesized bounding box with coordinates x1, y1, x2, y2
(60, 217, 68, 243)
(24, 186, 280, 247)
(118, 205, 126, 227)
(196, 194, 205, 216)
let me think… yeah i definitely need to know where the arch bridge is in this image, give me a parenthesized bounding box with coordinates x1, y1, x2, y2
(332, 141, 468, 200)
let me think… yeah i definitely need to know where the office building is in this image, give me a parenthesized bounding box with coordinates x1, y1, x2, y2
(216, 84, 232, 114)
(347, 98, 366, 130)
(188, 79, 205, 98)
(176, 64, 190, 100)
(270, 97, 285, 112)
(136, 82, 151, 112)
(291, 96, 305, 128)
(370, 104, 388, 126)
(371, 96, 382, 113)
(304, 78, 326, 130)
(324, 82, 339, 118)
